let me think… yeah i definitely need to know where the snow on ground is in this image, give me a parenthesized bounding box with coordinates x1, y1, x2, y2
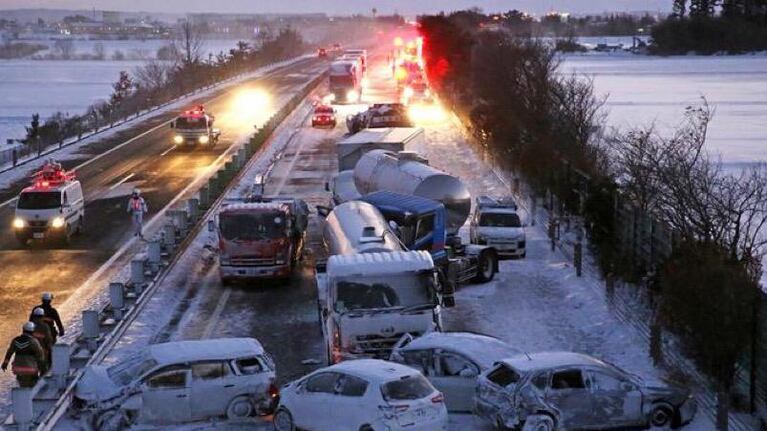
(0, 55, 311, 189)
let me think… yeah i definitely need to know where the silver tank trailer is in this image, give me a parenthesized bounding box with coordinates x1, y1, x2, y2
(353, 150, 471, 235)
(323, 200, 404, 256)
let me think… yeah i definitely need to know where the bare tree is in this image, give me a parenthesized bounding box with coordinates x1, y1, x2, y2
(174, 21, 205, 65)
(53, 39, 75, 59)
(134, 59, 170, 90)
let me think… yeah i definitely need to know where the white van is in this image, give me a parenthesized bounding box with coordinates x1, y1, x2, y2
(13, 162, 84, 245)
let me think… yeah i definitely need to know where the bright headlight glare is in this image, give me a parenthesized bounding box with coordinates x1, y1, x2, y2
(173, 135, 184, 144)
(51, 217, 65, 228)
(403, 87, 414, 98)
(12, 218, 25, 229)
(346, 90, 357, 101)
(198, 135, 209, 144)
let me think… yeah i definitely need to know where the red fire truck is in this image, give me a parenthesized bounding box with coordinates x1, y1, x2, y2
(170, 105, 221, 147)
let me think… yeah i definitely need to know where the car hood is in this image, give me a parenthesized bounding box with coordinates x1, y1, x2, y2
(75, 365, 123, 403)
(476, 226, 525, 239)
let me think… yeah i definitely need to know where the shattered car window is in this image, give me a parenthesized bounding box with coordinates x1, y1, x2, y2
(235, 357, 264, 375)
(107, 352, 158, 386)
(552, 369, 586, 390)
(192, 362, 230, 380)
(381, 374, 433, 401)
(486, 364, 520, 387)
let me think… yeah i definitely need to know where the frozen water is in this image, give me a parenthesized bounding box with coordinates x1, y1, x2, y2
(560, 54, 767, 166)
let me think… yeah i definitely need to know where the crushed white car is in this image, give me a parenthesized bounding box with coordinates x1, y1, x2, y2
(274, 359, 448, 431)
(73, 338, 278, 429)
(389, 331, 519, 412)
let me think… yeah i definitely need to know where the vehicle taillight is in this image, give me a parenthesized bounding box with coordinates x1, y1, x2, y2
(393, 404, 410, 412)
(268, 383, 279, 399)
(431, 393, 444, 404)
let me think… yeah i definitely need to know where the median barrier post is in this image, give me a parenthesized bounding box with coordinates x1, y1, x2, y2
(51, 343, 70, 391)
(11, 388, 33, 431)
(130, 259, 146, 291)
(162, 224, 177, 252)
(82, 310, 99, 352)
(198, 186, 210, 210)
(147, 240, 161, 273)
(109, 283, 126, 320)
(186, 198, 199, 221)
(224, 161, 234, 177)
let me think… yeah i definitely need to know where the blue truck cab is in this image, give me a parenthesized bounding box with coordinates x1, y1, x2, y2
(361, 191, 498, 287)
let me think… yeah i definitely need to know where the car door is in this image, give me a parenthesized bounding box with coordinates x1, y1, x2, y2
(333, 373, 371, 430)
(190, 361, 237, 420)
(478, 364, 519, 416)
(292, 372, 340, 431)
(587, 369, 644, 428)
(431, 349, 480, 412)
(140, 365, 192, 423)
(545, 369, 594, 429)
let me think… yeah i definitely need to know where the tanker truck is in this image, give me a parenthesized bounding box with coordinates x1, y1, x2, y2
(353, 149, 499, 284)
(315, 200, 453, 364)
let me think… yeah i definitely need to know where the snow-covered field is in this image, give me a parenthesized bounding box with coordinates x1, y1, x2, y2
(0, 39, 244, 143)
(560, 54, 767, 165)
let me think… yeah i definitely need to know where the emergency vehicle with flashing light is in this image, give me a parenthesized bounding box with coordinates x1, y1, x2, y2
(169, 105, 221, 147)
(311, 104, 337, 128)
(13, 160, 84, 245)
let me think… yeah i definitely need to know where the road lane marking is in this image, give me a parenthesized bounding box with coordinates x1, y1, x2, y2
(202, 283, 232, 339)
(108, 173, 135, 190)
(0, 58, 313, 211)
(160, 144, 177, 157)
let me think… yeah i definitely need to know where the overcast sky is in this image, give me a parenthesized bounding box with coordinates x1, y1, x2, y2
(0, 1, 671, 16)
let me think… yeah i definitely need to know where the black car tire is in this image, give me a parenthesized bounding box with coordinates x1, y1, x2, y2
(273, 407, 296, 431)
(522, 414, 555, 431)
(649, 404, 674, 427)
(473, 250, 497, 283)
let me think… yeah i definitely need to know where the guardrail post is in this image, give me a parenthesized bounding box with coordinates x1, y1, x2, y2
(82, 310, 99, 352)
(12, 387, 33, 431)
(208, 173, 220, 198)
(51, 342, 70, 391)
(130, 259, 146, 293)
(170, 210, 189, 236)
(186, 198, 199, 221)
(109, 282, 126, 320)
(147, 239, 161, 273)
(198, 185, 210, 210)
(162, 224, 177, 253)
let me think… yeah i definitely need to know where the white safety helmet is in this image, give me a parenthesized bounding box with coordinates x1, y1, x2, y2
(33, 307, 45, 317)
(41, 292, 53, 301)
(133, 188, 141, 196)
(23, 322, 35, 333)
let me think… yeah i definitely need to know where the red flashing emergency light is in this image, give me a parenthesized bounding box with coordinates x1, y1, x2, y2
(183, 104, 206, 117)
(32, 160, 75, 188)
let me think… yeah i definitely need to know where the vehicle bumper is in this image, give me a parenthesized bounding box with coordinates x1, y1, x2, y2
(220, 264, 291, 279)
(379, 414, 448, 431)
(678, 397, 697, 425)
(15, 227, 65, 240)
(487, 241, 525, 257)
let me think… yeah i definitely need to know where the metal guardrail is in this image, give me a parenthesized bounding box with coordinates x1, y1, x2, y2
(2, 62, 328, 431)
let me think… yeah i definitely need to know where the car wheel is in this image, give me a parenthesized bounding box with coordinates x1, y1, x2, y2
(226, 395, 255, 420)
(95, 409, 128, 431)
(273, 407, 295, 431)
(473, 251, 497, 283)
(522, 414, 554, 431)
(359, 425, 374, 431)
(649, 404, 673, 427)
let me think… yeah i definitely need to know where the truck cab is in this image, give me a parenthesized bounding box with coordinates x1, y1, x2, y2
(360, 191, 498, 286)
(470, 196, 526, 258)
(170, 105, 220, 147)
(13, 160, 84, 246)
(211, 196, 308, 284)
(316, 200, 451, 363)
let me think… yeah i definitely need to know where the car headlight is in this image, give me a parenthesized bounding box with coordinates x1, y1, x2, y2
(51, 217, 65, 229)
(346, 89, 357, 101)
(12, 218, 25, 229)
(275, 259, 286, 265)
(198, 135, 209, 144)
(173, 135, 184, 144)
(403, 87, 414, 98)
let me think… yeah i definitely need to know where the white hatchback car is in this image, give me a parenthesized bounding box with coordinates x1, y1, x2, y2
(274, 359, 448, 431)
(389, 332, 519, 412)
(74, 338, 277, 429)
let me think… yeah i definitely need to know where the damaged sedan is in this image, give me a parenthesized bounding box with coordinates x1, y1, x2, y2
(474, 352, 696, 430)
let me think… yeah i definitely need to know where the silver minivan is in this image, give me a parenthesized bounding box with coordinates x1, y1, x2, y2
(74, 338, 278, 430)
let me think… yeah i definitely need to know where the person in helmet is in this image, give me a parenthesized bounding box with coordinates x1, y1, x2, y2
(2, 322, 47, 387)
(28, 292, 64, 343)
(127, 188, 148, 239)
(30, 307, 53, 367)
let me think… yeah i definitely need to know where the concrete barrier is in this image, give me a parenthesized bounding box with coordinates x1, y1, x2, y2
(11, 388, 32, 431)
(81, 310, 99, 352)
(51, 343, 70, 391)
(109, 283, 125, 321)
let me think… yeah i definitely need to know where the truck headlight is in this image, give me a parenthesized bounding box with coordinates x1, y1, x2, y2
(403, 87, 414, 98)
(51, 217, 65, 229)
(173, 135, 184, 144)
(198, 135, 209, 144)
(12, 218, 25, 229)
(346, 90, 357, 101)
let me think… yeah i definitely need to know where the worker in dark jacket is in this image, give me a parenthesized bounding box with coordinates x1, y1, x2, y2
(29, 292, 64, 343)
(30, 307, 53, 367)
(2, 322, 47, 387)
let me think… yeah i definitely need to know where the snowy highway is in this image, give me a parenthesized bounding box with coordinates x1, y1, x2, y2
(0, 56, 329, 411)
(58, 47, 728, 430)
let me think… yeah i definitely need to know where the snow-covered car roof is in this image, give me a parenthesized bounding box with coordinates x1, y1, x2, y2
(500, 351, 606, 373)
(327, 250, 434, 277)
(396, 332, 519, 370)
(326, 359, 421, 384)
(148, 338, 265, 366)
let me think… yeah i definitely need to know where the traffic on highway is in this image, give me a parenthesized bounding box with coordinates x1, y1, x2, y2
(0, 18, 713, 431)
